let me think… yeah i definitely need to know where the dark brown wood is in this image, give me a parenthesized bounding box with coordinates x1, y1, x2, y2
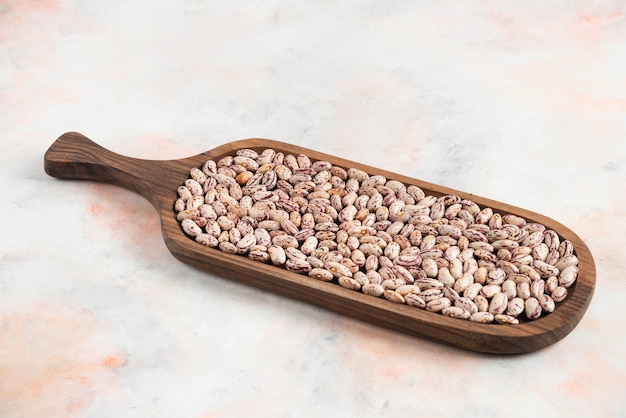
(44, 132, 595, 354)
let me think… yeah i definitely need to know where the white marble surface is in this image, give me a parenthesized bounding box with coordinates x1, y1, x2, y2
(1, 1, 625, 417)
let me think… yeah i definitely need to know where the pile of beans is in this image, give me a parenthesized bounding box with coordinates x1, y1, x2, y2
(175, 148, 579, 324)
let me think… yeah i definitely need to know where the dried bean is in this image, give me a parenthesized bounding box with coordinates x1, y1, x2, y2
(176, 147, 581, 325)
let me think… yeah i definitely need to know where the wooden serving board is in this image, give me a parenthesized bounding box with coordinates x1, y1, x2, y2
(44, 132, 595, 354)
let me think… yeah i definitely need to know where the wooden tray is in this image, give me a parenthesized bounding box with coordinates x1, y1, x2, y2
(44, 132, 596, 354)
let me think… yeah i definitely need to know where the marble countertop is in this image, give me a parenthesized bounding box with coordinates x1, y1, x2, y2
(1, 1, 625, 417)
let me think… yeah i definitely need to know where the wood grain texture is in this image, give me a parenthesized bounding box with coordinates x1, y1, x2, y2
(44, 132, 595, 354)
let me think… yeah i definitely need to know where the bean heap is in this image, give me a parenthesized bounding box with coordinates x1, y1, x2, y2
(175, 148, 579, 324)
